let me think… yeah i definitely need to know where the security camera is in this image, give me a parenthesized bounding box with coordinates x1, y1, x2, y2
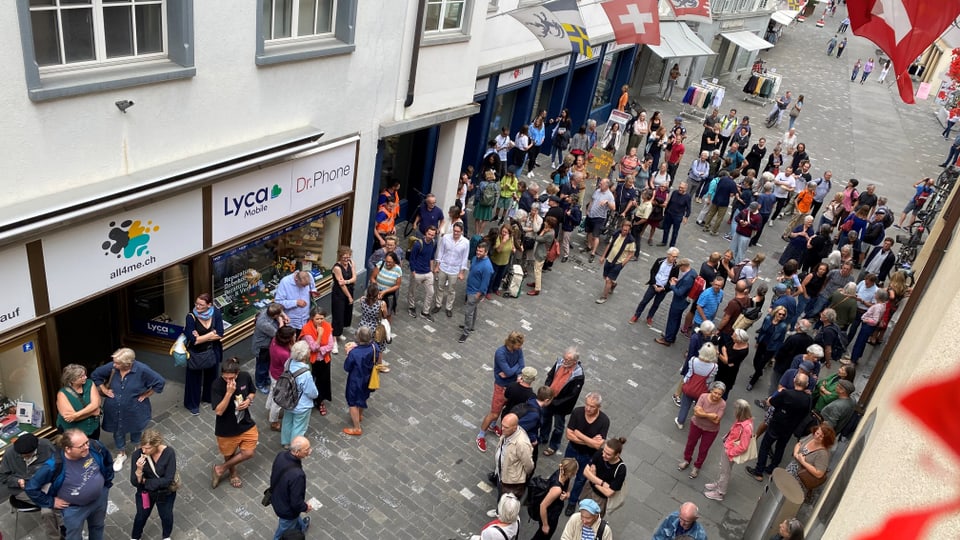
(115, 100, 135, 113)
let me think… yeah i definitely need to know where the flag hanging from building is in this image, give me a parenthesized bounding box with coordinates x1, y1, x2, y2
(602, 0, 661, 45)
(509, 0, 592, 58)
(669, 0, 712, 24)
(847, 0, 960, 104)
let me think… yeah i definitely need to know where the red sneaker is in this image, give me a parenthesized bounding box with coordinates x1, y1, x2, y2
(476, 436, 487, 452)
(492, 425, 502, 437)
(629, 316, 639, 324)
(646, 317, 654, 326)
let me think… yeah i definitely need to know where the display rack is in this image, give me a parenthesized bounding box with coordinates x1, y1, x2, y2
(679, 81, 726, 122)
(742, 70, 782, 106)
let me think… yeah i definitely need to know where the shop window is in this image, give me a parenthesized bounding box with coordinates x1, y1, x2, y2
(212, 207, 343, 329)
(489, 91, 517, 141)
(593, 50, 618, 110)
(0, 337, 47, 441)
(532, 78, 556, 119)
(255, 0, 357, 64)
(127, 264, 191, 340)
(17, 0, 194, 101)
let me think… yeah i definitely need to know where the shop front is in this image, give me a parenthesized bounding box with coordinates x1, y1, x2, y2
(0, 134, 359, 435)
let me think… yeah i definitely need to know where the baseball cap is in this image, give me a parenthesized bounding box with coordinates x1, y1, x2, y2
(800, 360, 816, 372)
(837, 380, 856, 394)
(773, 283, 788, 294)
(520, 367, 538, 384)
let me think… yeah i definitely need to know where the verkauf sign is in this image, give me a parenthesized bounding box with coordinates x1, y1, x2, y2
(212, 141, 356, 245)
(0, 245, 36, 334)
(42, 191, 203, 310)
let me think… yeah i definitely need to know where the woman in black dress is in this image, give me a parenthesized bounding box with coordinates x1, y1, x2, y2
(330, 246, 356, 350)
(531, 458, 579, 540)
(717, 329, 750, 400)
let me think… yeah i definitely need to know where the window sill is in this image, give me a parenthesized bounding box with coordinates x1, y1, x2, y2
(29, 59, 195, 102)
(421, 33, 471, 47)
(256, 39, 355, 66)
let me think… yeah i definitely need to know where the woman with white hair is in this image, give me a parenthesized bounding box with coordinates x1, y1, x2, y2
(471, 493, 521, 540)
(678, 381, 727, 479)
(676, 343, 719, 430)
(704, 399, 754, 501)
(280, 341, 318, 447)
(91, 348, 165, 471)
(672, 322, 720, 406)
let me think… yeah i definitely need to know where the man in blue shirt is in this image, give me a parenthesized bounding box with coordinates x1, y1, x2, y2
(651, 502, 707, 540)
(407, 226, 438, 321)
(459, 243, 493, 343)
(411, 194, 445, 237)
(273, 270, 316, 334)
(724, 142, 745, 171)
(694, 276, 726, 326)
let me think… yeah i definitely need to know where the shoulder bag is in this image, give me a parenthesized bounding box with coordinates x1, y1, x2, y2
(732, 424, 759, 464)
(185, 314, 218, 370)
(145, 453, 182, 492)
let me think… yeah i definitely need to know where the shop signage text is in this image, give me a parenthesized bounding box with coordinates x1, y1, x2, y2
(212, 141, 357, 245)
(132, 319, 184, 339)
(42, 191, 203, 310)
(0, 246, 36, 334)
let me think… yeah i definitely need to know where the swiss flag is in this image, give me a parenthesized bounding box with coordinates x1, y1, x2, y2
(848, 0, 960, 104)
(602, 0, 660, 45)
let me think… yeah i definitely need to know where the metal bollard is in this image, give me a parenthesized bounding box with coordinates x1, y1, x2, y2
(743, 468, 806, 540)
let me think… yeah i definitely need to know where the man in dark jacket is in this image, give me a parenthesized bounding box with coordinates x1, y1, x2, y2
(631, 247, 680, 326)
(0, 434, 60, 539)
(746, 373, 812, 481)
(538, 348, 585, 456)
(270, 436, 314, 539)
(659, 182, 692, 248)
(860, 237, 896, 284)
(26, 429, 114, 540)
(767, 319, 815, 396)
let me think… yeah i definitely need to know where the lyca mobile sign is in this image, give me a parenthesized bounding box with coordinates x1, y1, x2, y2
(212, 141, 356, 244)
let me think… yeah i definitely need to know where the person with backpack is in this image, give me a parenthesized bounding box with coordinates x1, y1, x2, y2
(266, 327, 296, 433)
(275, 342, 318, 447)
(676, 343, 719, 429)
(810, 171, 833, 218)
(814, 308, 848, 369)
(529, 458, 579, 540)
(470, 493, 521, 540)
(560, 498, 612, 540)
(475, 170, 500, 234)
(269, 436, 314, 539)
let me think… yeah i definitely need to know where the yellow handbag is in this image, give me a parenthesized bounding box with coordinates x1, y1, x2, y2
(368, 362, 380, 390)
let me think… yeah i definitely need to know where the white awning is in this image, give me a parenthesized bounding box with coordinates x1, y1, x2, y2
(721, 30, 775, 52)
(771, 10, 800, 26)
(647, 22, 716, 59)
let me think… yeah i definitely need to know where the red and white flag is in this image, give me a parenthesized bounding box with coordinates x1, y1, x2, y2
(669, 0, 711, 24)
(602, 0, 660, 45)
(847, 0, 960, 104)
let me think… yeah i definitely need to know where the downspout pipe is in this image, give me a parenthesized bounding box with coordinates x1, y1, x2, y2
(405, 0, 427, 108)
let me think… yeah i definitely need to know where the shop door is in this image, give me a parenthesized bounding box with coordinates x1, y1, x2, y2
(55, 293, 122, 372)
(378, 128, 439, 222)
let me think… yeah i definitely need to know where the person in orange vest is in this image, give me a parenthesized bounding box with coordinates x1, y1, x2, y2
(378, 180, 401, 207)
(374, 200, 397, 249)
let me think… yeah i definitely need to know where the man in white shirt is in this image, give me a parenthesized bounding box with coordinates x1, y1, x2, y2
(770, 167, 797, 220)
(432, 222, 470, 318)
(495, 127, 513, 176)
(582, 178, 616, 263)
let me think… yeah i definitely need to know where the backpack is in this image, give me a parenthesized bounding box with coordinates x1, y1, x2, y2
(480, 181, 499, 206)
(525, 475, 553, 521)
(731, 259, 751, 283)
(688, 276, 707, 301)
(822, 325, 849, 360)
(881, 210, 894, 229)
(272, 365, 311, 410)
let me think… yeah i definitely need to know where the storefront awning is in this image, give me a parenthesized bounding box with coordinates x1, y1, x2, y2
(721, 30, 775, 52)
(771, 10, 800, 26)
(647, 22, 716, 59)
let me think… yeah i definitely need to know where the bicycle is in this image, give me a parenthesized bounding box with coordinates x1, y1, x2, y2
(402, 187, 427, 238)
(895, 214, 928, 266)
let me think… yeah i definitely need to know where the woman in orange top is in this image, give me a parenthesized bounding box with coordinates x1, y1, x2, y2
(300, 307, 335, 416)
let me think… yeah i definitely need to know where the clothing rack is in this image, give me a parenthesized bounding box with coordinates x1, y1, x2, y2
(741, 70, 782, 106)
(679, 81, 726, 122)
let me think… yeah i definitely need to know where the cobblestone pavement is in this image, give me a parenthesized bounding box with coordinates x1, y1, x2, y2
(1, 9, 948, 540)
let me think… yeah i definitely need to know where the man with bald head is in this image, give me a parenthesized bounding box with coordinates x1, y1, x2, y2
(746, 372, 812, 482)
(270, 436, 314, 539)
(493, 413, 534, 503)
(652, 501, 707, 540)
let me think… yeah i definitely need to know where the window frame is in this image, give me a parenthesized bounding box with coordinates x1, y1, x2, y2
(255, 0, 356, 65)
(16, 0, 195, 102)
(261, 0, 337, 43)
(422, 0, 473, 47)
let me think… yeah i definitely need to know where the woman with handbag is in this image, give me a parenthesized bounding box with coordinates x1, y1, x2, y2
(91, 348, 165, 472)
(531, 458, 579, 540)
(581, 437, 628, 517)
(703, 399, 754, 501)
(678, 382, 726, 480)
(526, 216, 557, 296)
(300, 308, 335, 416)
(342, 327, 379, 436)
(130, 429, 179, 540)
(785, 424, 836, 501)
(183, 293, 224, 415)
(676, 343, 719, 428)
(56, 364, 102, 440)
(646, 183, 668, 246)
(358, 283, 391, 373)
